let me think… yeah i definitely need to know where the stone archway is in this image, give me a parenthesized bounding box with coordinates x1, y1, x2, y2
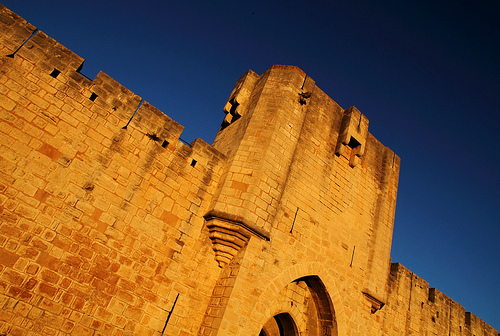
(260, 313, 299, 336)
(258, 275, 337, 336)
(298, 276, 337, 335)
(249, 262, 346, 335)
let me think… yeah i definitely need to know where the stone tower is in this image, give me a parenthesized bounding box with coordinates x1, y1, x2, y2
(201, 64, 400, 335)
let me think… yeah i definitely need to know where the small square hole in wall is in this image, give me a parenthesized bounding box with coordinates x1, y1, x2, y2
(161, 140, 169, 148)
(89, 93, 98, 101)
(190, 159, 197, 167)
(347, 136, 361, 149)
(50, 69, 60, 78)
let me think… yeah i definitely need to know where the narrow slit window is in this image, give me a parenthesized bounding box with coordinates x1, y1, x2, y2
(89, 93, 98, 101)
(161, 140, 169, 148)
(190, 159, 197, 167)
(50, 69, 60, 78)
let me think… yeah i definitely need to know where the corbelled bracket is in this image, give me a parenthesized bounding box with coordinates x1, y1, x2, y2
(298, 91, 311, 105)
(220, 70, 258, 130)
(363, 291, 385, 314)
(335, 106, 369, 167)
(204, 211, 270, 268)
(222, 95, 245, 127)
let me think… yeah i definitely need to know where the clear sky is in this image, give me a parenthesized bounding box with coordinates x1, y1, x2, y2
(3, 0, 499, 330)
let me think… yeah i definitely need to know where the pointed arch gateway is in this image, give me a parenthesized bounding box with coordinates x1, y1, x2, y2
(259, 275, 338, 336)
(260, 313, 299, 336)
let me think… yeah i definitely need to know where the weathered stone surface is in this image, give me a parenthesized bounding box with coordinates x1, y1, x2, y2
(0, 5, 496, 336)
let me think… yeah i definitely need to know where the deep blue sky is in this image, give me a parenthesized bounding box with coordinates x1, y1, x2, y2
(3, 0, 499, 330)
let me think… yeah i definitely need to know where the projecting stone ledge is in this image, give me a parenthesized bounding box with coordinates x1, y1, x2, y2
(363, 290, 385, 314)
(204, 211, 270, 267)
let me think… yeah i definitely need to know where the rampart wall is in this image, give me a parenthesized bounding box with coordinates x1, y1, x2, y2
(379, 263, 498, 336)
(0, 4, 496, 336)
(0, 5, 227, 335)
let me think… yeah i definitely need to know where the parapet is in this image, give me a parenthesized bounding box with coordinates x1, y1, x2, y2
(0, 4, 36, 55)
(0, 3, 224, 169)
(387, 263, 497, 335)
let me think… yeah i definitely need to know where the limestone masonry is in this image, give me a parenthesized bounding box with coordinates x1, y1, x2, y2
(0, 4, 497, 336)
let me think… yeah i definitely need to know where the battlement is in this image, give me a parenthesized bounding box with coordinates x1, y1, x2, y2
(386, 263, 497, 336)
(0, 4, 496, 336)
(0, 3, 224, 170)
(0, 5, 36, 55)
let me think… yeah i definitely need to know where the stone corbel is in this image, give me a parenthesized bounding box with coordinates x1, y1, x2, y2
(204, 211, 270, 267)
(362, 291, 385, 314)
(223, 92, 248, 119)
(335, 106, 369, 167)
(221, 71, 257, 129)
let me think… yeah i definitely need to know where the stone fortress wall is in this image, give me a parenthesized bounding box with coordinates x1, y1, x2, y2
(0, 4, 496, 336)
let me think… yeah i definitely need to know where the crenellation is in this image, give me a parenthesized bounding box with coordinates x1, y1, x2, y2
(0, 5, 496, 335)
(18, 30, 84, 75)
(466, 312, 499, 336)
(383, 263, 498, 336)
(91, 71, 142, 118)
(0, 5, 36, 56)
